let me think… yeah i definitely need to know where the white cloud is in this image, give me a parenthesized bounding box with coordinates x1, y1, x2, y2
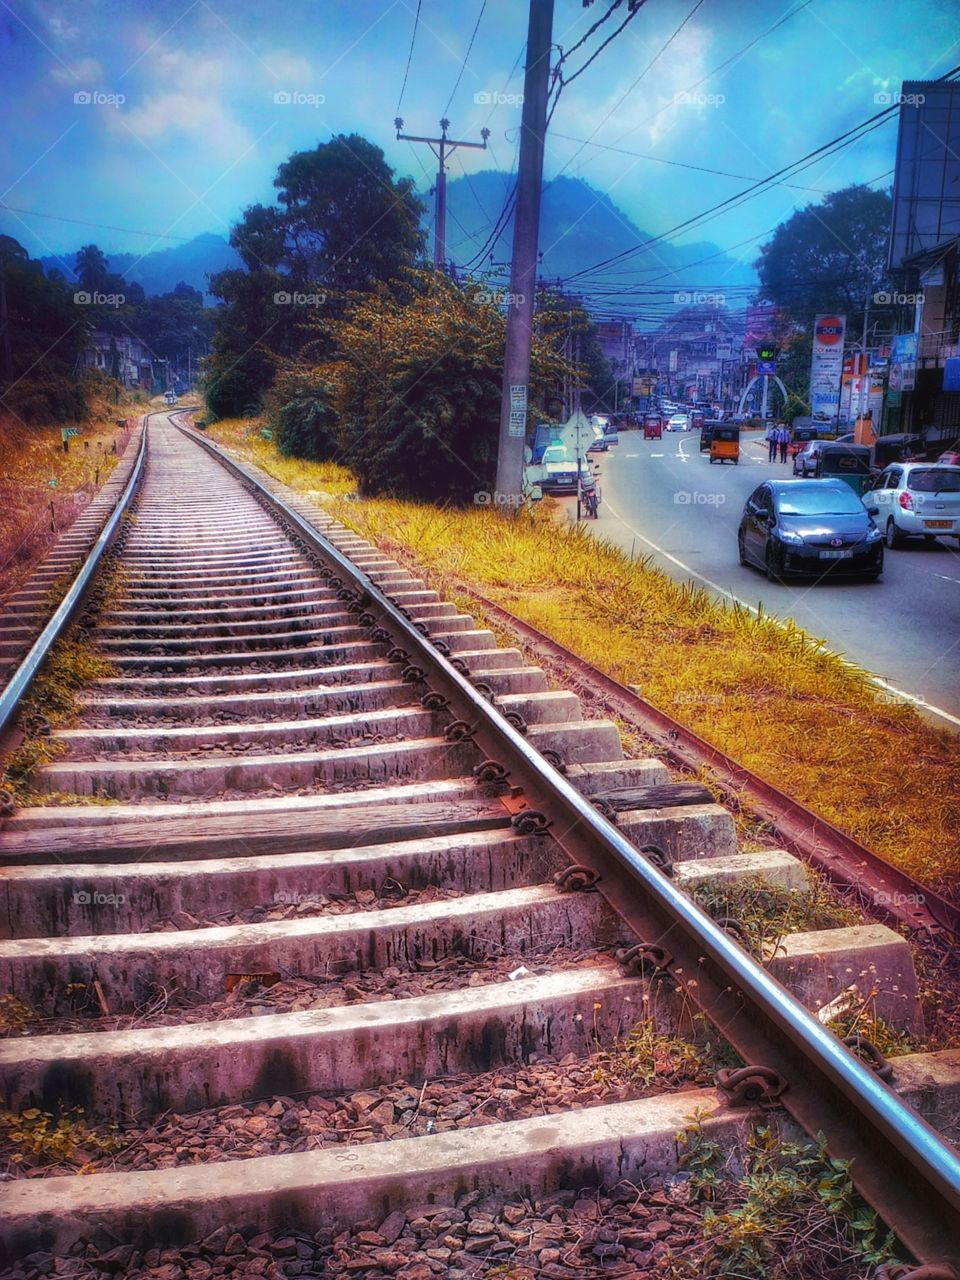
(260, 51, 315, 85)
(112, 90, 254, 157)
(50, 56, 103, 85)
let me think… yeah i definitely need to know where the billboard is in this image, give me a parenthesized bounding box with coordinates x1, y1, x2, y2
(809, 314, 846, 422)
(888, 80, 960, 270)
(889, 332, 918, 392)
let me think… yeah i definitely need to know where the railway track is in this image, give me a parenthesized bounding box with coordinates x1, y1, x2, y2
(0, 413, 959, 1277)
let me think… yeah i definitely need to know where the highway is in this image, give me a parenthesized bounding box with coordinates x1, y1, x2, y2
(564, 429, 960, 727)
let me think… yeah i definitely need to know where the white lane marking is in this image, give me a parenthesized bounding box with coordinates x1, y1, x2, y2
(650, 452, 664, 458)
(603, 496, 960, 731)
(935, 573, 960, 585)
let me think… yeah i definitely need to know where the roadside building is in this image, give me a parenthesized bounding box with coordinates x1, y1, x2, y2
(79, 331, 155, 389)
(886, 78, 960, 444)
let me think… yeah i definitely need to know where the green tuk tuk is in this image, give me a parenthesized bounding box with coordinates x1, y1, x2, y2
(814, 443, 874, 495)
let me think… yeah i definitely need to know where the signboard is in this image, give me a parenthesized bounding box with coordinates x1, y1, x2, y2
(756, 343, 777, 374)
(944, 356, 960, 392)
(890, 332, 918, 392)
(509, 385, 527, 411)
(508, 408, 526, 438)
(809, 314, 846, 422)
(61, 427, 79, 440)
(668, 349, 678, 373)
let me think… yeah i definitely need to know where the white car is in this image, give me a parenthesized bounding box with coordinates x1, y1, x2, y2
(666, 413, 689, 432)
(864, 462, 960, 547)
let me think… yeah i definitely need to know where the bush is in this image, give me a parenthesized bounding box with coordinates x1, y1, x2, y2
(203, 344, 275, 420)
(270, 368, 339, 461)
(2, 364, 86, 424)
(332, 274, 565, 502)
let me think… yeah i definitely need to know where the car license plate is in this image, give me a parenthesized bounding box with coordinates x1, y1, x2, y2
(819, 549, 853, 559)
(924, 520, 952, 529)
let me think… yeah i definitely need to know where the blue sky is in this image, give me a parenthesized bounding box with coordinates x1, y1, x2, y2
(1, 0, 958, 286)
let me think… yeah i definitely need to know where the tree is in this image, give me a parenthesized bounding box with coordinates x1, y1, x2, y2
(275, 135, 425, 292)
(330, 273, 566, 501)
(74, 244, 109, 293)
(172, 281, 203, 304)
(205, 135, 426, 418)
(754, 185, 894, 325)
(0, 236, 89, 422)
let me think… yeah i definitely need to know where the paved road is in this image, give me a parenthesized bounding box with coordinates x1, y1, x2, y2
(563, 430, 960, 727)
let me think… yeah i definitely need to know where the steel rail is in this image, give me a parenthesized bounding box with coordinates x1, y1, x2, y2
(0, 422, 148, 742)
(448, 584, 960, 945)
(175, 418, 960, 1268)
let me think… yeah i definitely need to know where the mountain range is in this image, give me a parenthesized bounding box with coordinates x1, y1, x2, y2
(442, 172, 757, 294)
(39, 232, 241, 301)
(38, 174, 756, 304)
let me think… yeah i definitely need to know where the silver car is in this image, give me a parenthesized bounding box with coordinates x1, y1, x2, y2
(864, 462, 960, 547)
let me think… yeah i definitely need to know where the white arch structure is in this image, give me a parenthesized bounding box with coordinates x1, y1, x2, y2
(738, 373, 789, 418)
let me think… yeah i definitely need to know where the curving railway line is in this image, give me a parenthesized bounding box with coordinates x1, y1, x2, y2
(0, 412, 958, 1277)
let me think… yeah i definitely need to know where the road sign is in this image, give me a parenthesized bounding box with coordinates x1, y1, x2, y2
(61, 427, 79, 440)
(814, 315, 844, 346)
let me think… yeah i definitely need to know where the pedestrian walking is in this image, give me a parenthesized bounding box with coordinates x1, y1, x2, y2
(766, 422, 778, 462)
(777, 423, 790, 463)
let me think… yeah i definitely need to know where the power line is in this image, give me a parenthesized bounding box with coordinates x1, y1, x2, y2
(443, 0, 487, 118)
(549, 132, 829, 192)
(559, 102, 914, 286)
(0, 203, 194, 242)
(395, 0, 423, 118)
(554, 0, 648, 90)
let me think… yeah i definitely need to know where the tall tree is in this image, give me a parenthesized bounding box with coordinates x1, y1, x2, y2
(275, 134, 425, 292)
(205, 135, 426, 419)
(754, 185, 894, 325)
(74, 244, 109, 293)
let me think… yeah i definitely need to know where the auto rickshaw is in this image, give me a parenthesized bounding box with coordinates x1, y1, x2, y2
(788, 423, 820, 458)
(709, 424, 740, 464)
(643, 413, 663, 440)
(814, 443, 874, 495)
(699, 421, 719, 452)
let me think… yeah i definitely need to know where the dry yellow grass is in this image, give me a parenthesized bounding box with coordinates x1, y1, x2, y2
(200, 418, 355, 496)
(0, 390, 142, 601)
(204, 420, 960, 891)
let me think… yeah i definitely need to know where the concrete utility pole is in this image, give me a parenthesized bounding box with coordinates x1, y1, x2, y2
(493, 0, 555, 504)
(395, 118, 489, 271)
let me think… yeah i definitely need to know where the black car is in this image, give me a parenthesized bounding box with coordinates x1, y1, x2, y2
(738, 480, 883, 581)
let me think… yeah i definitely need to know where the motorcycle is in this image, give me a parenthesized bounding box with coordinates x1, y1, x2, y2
(582, 482, 601, 519)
